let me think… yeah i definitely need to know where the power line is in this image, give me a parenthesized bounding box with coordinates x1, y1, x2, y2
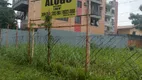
(118, 21, 131, 23)
(118, 0, 142, 15)
(119, 10, 140, 15)
(118, 0, 140, 5)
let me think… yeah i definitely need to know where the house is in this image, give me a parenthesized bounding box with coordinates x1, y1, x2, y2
(117, 25, 142, 36)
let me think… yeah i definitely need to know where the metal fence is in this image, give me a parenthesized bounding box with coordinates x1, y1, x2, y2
(0, 29, 142, 79)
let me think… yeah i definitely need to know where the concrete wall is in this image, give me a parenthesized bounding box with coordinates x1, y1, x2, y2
(1, 29, 28, 45)
(118, 29, 131, 35)
(90, 35, 128, 48)
(0, 29, 128, 48)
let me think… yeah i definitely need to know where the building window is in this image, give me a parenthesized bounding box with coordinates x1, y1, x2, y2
(90, 17, 99, 26)
(132, 31, 136, 35)
(112, 9, 115, 14)
(107, 27, 110, 31)
(111, 19, 114, 25)
(56, 18, 68, 21)
(77, 1, 82, 8)
(75, 16, 81, 24)
(91, 1, 101, 16)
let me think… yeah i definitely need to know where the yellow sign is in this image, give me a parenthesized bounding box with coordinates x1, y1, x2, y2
(41, 0, 77, 18)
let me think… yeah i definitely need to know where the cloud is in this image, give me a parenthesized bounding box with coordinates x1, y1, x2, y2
(118, 0, 142, 26)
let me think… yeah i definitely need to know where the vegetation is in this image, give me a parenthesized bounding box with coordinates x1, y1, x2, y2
(129, 5, 142, 30)
(0, 0, 16, 29)
(0, 44, 142, 80)
(140, 5, 142, 11)
(0, 57, 57, 80)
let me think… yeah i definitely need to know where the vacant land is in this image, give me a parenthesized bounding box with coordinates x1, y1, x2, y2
(0, 57, 66, 80)
(0, 45, 142, 80)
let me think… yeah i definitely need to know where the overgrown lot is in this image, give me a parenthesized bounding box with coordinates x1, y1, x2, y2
(0, 44, 142, 80)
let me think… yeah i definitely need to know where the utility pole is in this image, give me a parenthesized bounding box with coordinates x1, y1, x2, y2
(85, 0, 90, 74)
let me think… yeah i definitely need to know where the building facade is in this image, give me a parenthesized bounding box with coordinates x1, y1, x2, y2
(12, 0, 118, 34)
(118, 25, 142, 36)
(105, 0, 118, 34)
(12, 0, 28, 29)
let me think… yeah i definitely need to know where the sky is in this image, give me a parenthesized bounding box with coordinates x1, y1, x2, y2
(118, 0, 142, 26)
(8, 0, 21, 28)
(8, 0, 12, 7)
(8, 0, 142, 26)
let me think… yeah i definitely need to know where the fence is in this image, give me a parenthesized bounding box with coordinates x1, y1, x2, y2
(0, 29, 142, 79)
(0, 29, 129, 47)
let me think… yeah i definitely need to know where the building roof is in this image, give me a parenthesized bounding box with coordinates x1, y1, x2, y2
(118, 25, 135, 30)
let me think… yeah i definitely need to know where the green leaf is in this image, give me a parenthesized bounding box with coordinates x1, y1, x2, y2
(129, 6, 142, 30)
(0, 0, 16, 29)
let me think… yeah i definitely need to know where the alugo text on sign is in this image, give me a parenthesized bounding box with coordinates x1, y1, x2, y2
(45, 0, 72, 6)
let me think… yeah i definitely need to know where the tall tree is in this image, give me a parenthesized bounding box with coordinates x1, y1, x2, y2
(0, 0, 16, 29)
(140, 5, 142, 11)
(129, 5, 142, 30)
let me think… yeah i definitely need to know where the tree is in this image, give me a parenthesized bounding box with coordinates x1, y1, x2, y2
(0, 0, 16, 29)
(140, 5, 142, 11)
(129, 5, 142, 30)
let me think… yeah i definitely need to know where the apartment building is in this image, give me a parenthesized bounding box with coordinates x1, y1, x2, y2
(12, 0, 118, 34)
(105, 0, 118, 34)
(12, 0, 28, 29)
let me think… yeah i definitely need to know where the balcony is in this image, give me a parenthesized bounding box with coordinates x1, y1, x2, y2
(105, 21, 112, 27)
(15, 11, 24, 19)
(112, 7, 115, 10)
(90, 1, 101, 19)
(105, 11, 113, 17)
(91, 0, 102, 5)
(90, 14, 101, 19)
(109, 1, 115, 7)
(12, 0, 28, 12)
(105, 26, 114, 34)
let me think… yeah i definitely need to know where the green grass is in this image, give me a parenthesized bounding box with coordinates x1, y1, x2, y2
(0, 57, 65, 80)
(0, 44, 142, 80)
